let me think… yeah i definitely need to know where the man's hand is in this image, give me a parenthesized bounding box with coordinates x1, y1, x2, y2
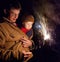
(22, 50, 32, 58)
(21, 37, 32, 47)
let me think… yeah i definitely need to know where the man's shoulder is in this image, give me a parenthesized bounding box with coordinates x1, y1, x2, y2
(0, 22, 7, 26)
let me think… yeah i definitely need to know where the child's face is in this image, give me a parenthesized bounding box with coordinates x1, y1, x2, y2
(24, 21, 33, 30)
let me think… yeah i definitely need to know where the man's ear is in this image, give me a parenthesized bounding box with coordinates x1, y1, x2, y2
(4, 9, 7, 14)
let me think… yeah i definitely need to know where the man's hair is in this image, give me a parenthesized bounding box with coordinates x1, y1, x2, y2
(4, 0, 21, 17)
(5, 0, 21, 11)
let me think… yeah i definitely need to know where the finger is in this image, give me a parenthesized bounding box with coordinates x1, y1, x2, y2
(24, 53, 32, 58)
(24, 55, 28, 57)
(20, 39, 26, 42)
(22, 50, 26, 54)
(21, 37, 27, 40)
(23, 42, 26, 45)
(22, 44, 28, 47)
(22, 41, 28, 44)
(22, 51, 32, 55)
(24, 52, 32, 55)
(22, 45, 27, 48)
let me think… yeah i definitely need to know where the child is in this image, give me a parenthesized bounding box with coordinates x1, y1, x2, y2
(21, 14, 34, 39)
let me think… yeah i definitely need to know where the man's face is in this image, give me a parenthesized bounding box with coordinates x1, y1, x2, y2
(8, 9, 20, 22)
(24, 21, 33, 30)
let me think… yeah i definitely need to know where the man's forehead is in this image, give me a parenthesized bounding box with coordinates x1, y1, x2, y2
(10, 8, 20, 11)
(10, 8, 20, 14)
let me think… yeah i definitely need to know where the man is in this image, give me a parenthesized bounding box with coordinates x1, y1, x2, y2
(0, 1, 33, 62)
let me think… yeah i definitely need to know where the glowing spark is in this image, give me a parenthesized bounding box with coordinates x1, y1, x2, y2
(44, 32, 50, 40)
(33, 10, 55, 45)
(40, 16, 51, 41)
(34, 11, 51, 41)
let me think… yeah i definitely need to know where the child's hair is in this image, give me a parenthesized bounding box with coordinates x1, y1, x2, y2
(22, 14, 34, 24)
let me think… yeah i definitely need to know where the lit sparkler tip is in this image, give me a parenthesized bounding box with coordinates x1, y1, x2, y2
(44, 33, 50, 40)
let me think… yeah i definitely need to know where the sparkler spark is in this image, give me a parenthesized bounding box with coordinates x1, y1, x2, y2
(34, 11, 55, 45)
(44, 33, 50, 40)
(34, 11, 51, 41)
(40, 16, 51, 41)
(40, 15, 56, 46)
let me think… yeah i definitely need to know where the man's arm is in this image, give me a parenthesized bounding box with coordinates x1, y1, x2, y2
(0, 28, 6, 46)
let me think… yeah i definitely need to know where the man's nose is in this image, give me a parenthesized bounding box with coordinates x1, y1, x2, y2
(15, 14, 18, 19)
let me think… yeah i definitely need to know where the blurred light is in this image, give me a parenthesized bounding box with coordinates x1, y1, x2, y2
(33, 21, 42, 30)
(44, 33, 50, 40)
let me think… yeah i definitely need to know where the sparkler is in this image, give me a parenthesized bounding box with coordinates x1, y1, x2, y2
(35, 12, 51, 40)
(39, 15, 53, 44)
(40, 16, 51, 41)
(34, 11, 55, 46)
(36, 13, 53, 45)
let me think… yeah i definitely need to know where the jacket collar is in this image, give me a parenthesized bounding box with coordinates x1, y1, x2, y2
(3, 17, 17, 26)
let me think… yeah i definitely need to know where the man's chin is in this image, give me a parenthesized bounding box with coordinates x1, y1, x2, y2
(12, 20, 16, 23)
